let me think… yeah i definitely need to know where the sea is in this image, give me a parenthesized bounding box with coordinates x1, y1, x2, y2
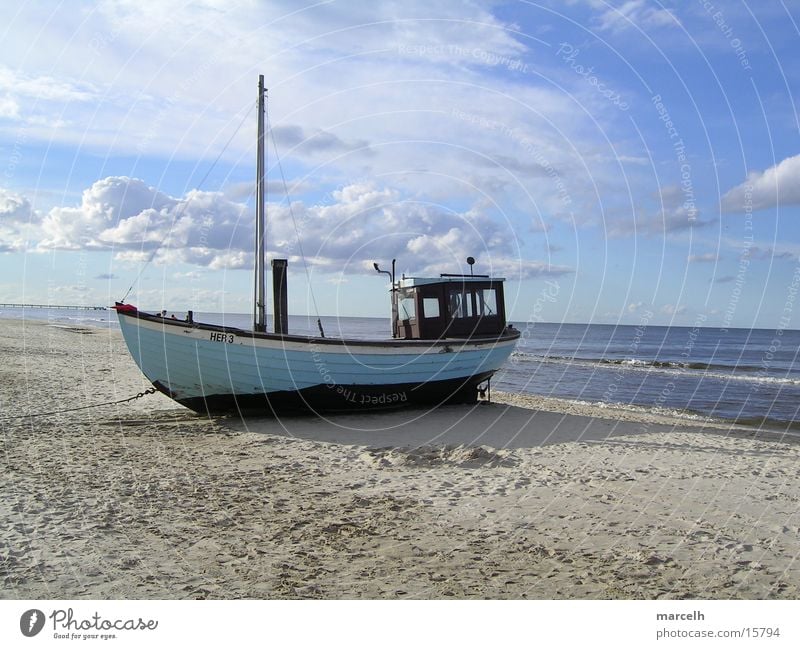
(3, 306, 798, 432)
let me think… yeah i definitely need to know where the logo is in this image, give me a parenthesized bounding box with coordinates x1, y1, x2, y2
(20, 609, 45, 637)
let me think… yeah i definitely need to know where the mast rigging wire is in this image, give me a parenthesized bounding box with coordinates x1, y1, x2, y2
(267, 113, 325, 338)
(120, 101, 257, 304)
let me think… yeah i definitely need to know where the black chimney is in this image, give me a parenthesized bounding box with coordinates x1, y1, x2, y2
(271, 258, 288, 334)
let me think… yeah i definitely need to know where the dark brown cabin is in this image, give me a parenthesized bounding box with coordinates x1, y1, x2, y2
(395, 275, 508, 340)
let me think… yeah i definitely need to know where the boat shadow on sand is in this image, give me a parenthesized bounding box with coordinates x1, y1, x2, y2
(220, 401, 696, 451)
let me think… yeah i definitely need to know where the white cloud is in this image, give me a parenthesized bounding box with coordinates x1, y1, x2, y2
(39, 176, 255, 270)
(607, 183, 718, 237)
(0, 65, 96, 130)
(0, 188, 36, 252)
(0, 66, 96, 103)
(0, 0, 659, 258)
(0, 1, 539, 160)
(652, 184, 715, 232)
(0, 96, 20, 119)
(0, 188, 33, 220)
(113, 250, 150, 264)
(660, 303, 687, 315)
(268, 183, 569, 279)
(748, 246, 796, 261)
(658, 207, 714, 233)
(0, 0, 599, 211)
(31, 176, 570, 280)
(721, 154, 800, 212)
(272, 125, 372, 156)
(40, 176, 174, 251)
(688, 252, 719, 263)
(594, 0, 679, 33)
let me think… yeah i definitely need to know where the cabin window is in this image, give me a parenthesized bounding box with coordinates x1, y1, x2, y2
(478, 288, 497, 316)
(399, 289, 416, 320)
(447, 287, 499, 319)
(422, 297, 440, 318)
(448, 289, 474, 319)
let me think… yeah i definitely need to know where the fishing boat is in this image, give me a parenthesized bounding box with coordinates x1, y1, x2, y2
(114, 76, 520, 414)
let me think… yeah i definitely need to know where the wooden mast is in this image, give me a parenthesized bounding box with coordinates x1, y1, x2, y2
(254, 75, 267, 332)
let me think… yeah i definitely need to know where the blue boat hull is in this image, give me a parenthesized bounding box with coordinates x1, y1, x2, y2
(116, 308, 519, 414)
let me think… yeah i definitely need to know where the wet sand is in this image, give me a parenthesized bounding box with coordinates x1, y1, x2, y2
(1, 319, 798, 599)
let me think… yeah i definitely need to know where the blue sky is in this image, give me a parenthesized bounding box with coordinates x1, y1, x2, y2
(1, 0, 799, 328)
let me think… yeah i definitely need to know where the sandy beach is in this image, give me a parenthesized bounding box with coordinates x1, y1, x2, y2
(1, 318, 798, 599)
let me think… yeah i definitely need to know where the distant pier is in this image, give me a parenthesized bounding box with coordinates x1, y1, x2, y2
(0, 303, 108, 311)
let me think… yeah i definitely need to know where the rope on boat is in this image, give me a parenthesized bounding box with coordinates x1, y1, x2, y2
(0, 388, 158, 421)
(267, 112, 325, 338)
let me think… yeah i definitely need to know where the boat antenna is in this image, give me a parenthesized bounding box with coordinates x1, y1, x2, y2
(267, 106, 325, 338)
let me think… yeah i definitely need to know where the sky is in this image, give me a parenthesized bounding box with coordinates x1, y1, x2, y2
(1, 0, 799, 328)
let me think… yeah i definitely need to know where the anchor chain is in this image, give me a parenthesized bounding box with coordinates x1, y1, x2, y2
(0, 387, 158, 421)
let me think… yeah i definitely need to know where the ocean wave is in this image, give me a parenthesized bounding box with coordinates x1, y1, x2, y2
(604, 358, 771, 373)
(510, 351, 800, 386)
(730, 416, 800, 434)
(591, 400, 715, 422)
(586, 400, 800, 433)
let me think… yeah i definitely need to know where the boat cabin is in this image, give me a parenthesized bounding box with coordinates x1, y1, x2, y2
(395, 275, 508, 340)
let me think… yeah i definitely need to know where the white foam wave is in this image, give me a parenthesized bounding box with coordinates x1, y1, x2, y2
(511, 352, 800, 386)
